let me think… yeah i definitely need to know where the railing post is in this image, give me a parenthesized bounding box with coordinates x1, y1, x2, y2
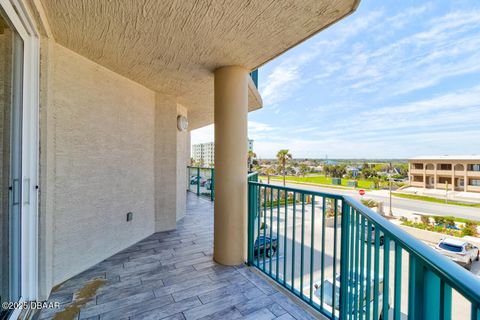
(196, 167, 200, 196)
(247, 182, 254, 265)
(211, 168, 214, 201)
(339, 199, 350, 319)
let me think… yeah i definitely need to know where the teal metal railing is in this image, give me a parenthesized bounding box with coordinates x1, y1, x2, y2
(247, 181, 480, 320)
(187, 166, 214, 201)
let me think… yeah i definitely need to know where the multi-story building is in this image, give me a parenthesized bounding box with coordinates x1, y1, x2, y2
(192, 142, 215, 167)
(408, 156, 480, 193)
(192, 139, 253, 166)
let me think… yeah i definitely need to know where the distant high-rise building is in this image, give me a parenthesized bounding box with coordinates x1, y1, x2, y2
(192, 139, 253, 166)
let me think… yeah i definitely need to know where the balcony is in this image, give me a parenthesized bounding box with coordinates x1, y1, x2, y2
(38, 194, 317, 320)
(184, 167, 480, 319)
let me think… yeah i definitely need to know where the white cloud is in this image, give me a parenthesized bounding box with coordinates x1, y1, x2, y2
(190, 124, 214, 145)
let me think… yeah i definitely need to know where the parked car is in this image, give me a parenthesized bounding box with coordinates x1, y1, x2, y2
(365, 224, 384, 246)
(190, 175, 199, 185)
(254, 236, 277, 258)
(201, 178, 213, 190)
(435, 238, 479, 270)
(311, 273, 389, 319)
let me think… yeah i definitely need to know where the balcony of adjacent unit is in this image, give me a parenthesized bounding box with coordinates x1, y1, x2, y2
(425, 163, 436, 175)
(410, 174, 424, 187)
(409, 163, 424, 174)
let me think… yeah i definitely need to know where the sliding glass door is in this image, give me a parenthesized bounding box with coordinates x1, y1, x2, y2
(0, 7, 23, 319)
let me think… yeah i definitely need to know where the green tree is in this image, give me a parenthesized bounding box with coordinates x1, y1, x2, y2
(276, 149, 292, 186)
(265, 165, 276, 184)
(248, 150, 257, 171)
(299, 163, 309, 177)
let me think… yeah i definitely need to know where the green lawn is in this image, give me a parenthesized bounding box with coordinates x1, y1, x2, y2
(265, 175, 377, 189)
(393, 192, 480, 208)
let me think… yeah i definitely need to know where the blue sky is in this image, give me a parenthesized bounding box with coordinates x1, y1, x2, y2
(192, 0, 480, 159)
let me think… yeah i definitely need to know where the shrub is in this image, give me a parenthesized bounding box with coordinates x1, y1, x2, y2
(433, 216, 445, 226)
(326, 198, 336, 218)
(361, 199, 377, 208)
(462, 221, 478, 237)
(443, 216, 455, 227)
(420, 215, 430, 225)
(400, 216, 408, 222)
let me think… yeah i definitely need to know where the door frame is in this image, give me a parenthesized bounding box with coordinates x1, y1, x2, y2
(0, 0, 39, 317)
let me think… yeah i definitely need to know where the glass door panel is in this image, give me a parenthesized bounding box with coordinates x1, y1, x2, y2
(0, 7, 23, 319)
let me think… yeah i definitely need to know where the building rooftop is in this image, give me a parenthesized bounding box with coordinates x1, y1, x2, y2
(409, 155, 480, 161)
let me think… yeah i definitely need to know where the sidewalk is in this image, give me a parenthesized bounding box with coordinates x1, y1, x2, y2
(402, 187, 480, 204)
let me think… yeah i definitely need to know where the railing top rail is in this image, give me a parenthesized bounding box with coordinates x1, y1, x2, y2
(248, 181, 343, 200)
(248, 180, 480, 305)
(343, 195, 480, 304)
(187, 166, 213, 169)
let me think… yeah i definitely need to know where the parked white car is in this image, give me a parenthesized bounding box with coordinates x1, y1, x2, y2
(435, 238, 479, 270)
(310, 273, 389, 319)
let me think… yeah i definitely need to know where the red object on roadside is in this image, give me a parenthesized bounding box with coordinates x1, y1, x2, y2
(359, 189, 365, 196)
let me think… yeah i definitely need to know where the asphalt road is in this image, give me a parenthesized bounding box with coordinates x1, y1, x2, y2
(267, 181, 480, 220)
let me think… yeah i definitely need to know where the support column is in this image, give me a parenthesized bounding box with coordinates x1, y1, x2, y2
(214, 66, 248, 265)
(464, 166, 468, 192)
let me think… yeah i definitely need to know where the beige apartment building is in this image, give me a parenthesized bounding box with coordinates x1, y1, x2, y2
(409, 156, 480, 193)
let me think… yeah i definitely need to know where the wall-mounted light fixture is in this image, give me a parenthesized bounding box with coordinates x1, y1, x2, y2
(177, 115, 188, 132)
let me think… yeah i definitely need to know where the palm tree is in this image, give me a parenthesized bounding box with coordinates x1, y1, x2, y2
(247, 150, 257, 171)
(265, 165, 276, 184)
(276, 149, 292, 186)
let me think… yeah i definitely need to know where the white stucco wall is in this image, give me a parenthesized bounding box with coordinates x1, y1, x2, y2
(51, 43, 156, 285)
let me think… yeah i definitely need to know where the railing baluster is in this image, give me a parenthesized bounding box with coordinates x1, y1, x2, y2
(339, 202, 351, 319)
(359, 215, 365, 320)
(348, 207, 354, 319)
(263, 186, 267, 271)
(300, 193, 306, 297)
(321, 197, 326, 309)
(383, 235, 390, 320)
(276, 188, 281, 281)
(309, 195, 316, 304)
(394, 243, 402, 320)
(366, 220, 372, 320)
(424, 269, 440, 320)
(211, 168, 214, 200)
(332, 199, 339, 319)
(196, 167, 200, 195)
(373, 226, 380, 320)
(283, 191, 288, 285)
(292, 192, 297, 291)
(354, 210, 360, 318)
(270, 187, 274, 276)
(440, 280, 452, 320)
(247, 182, 253, 265)
(408, 255, 424, 320)
(256, 185, 261, 267)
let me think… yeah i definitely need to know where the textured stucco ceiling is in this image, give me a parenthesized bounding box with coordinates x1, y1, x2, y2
(40, 0, 359, 129)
